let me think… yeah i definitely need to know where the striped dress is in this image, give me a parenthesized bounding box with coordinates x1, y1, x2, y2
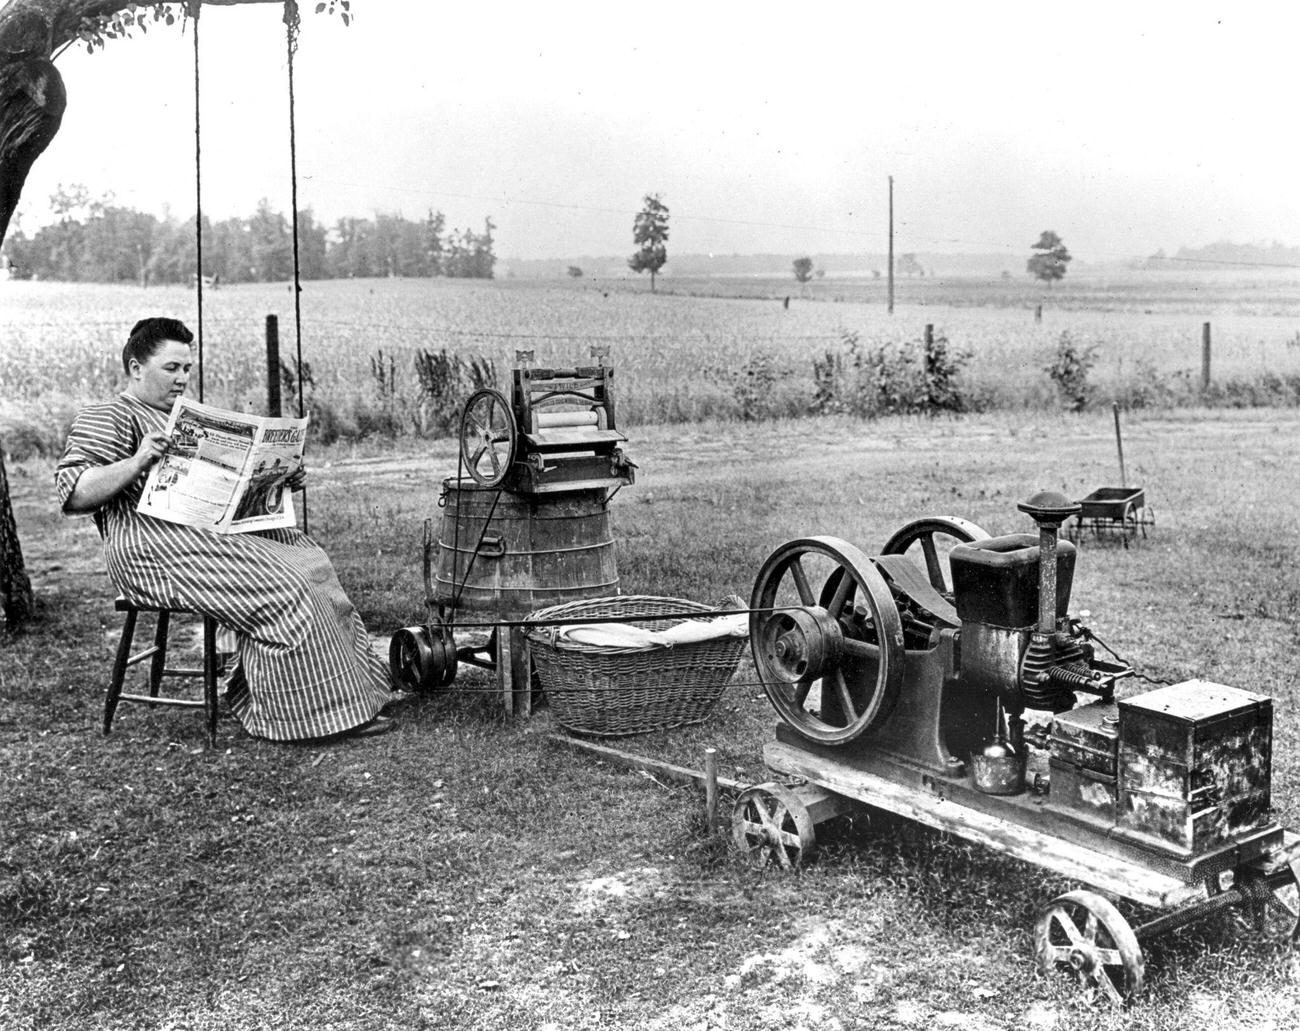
(57, 393, 393, 741)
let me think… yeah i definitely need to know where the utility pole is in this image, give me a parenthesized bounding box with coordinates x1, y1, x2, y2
(887, 175, 895, 315)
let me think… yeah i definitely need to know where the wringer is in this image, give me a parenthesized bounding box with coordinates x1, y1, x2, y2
(388, 347, 636, 710)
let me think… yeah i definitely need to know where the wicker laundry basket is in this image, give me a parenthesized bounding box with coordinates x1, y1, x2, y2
(526, 595, 747, 736)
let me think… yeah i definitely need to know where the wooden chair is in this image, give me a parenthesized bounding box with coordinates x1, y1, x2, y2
(104, 597, 220, 747)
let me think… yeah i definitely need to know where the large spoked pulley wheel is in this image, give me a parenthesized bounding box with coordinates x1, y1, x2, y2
(1034, 889, 1145, 1007)
(731, 782, 817, 870)
(880, 515, 990, 599)
(750, 536, 905, 745)
(388, 618, 458, 693)
(460, 388, 517, 487)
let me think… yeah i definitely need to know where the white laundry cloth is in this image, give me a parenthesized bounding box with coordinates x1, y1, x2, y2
(555, 622, 666, 650)
(553, 613, 748, 651)
(653, 613, 749, 645)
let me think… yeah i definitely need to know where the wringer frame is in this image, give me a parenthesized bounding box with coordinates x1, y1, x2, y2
(389, 348, 636, 710)
(734, 494, 1300, 1003)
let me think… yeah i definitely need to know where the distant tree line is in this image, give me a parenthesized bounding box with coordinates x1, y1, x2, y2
(0, 186, 497, 283)
(1141, 240, 1300, 271)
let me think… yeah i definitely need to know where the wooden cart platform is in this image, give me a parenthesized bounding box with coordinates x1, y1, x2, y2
(764, 740, 1204, 908)
(739, 739, 1300, 1005)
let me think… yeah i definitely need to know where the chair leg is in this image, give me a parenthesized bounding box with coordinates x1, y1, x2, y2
(203, 615, 220, 749)
(105, 606, 139, 735)
(149, 609, 171, 698)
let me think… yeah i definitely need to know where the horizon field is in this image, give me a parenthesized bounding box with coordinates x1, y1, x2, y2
(3, 269, 1300, 457)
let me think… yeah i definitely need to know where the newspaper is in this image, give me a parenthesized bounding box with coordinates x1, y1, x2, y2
(137, 398, 309, 534)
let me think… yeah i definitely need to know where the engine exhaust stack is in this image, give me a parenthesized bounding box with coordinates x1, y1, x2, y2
(1017, 490, 1082, 709)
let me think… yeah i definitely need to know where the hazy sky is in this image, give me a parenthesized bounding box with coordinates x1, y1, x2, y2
(12, 1, 1300, 263)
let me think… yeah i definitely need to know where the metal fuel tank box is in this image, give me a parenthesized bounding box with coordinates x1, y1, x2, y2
(1115, 681, 1273, 857)
(1049, 700, 1119, 827)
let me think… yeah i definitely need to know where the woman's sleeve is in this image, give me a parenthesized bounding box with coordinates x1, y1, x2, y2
(55, 403, 138, 511)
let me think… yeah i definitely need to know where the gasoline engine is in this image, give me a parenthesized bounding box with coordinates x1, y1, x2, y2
(750, 491, 1278, 873)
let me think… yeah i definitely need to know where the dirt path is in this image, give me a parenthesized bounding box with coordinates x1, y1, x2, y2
(303, 409, 1300, 492)
(11, 408, 1298, 595)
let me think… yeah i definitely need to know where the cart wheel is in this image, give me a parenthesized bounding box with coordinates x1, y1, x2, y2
(1244, 862, 1300, 943)
(1034, 889, 1144, 1006)
(1120, 503, 1137, 549)
(732, 782, 816, 870)
(1139, 505, 1156, 535)
(880, 516, 991, 599)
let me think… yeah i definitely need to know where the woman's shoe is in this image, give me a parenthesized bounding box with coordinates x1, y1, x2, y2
(346, 715, 394, 739)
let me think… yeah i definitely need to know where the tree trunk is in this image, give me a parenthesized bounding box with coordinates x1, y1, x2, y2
(0, 2, 73, 243)
(0, 444, 34, 629)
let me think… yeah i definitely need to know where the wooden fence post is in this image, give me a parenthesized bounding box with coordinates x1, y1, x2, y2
(1201, 322, 1212, 390)
(266, 314, 282, 417)
(704, 748, 719, 833)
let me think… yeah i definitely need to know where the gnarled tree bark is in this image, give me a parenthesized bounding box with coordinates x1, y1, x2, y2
(0, 446, 33, 629)
(0, 0, 145, 241)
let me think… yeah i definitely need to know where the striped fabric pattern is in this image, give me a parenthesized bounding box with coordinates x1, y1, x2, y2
(57, 393, 392, 741)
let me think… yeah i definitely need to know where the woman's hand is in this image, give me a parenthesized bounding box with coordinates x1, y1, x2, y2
(133, 431, 171, 473)
(65, 431, 172, 515)
(286, 464, 307, 491)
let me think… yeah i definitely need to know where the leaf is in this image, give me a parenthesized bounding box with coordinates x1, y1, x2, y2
(315, 3, 326, 12)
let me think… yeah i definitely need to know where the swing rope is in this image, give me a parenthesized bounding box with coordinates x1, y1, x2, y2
(188, 1, 312, 530)
(284, 0, 309, 534)
(190, 1, 204, 402)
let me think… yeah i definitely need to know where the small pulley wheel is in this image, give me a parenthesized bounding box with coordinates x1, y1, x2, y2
(1033, 889, 1145, 1006)
(880, 515, 991, 599)
(750, 536, 905, 745)
(731, 782, 817, 870)
(431, 618, 458, 687)
(388, 619, 458, 693)
(756, 607, 844, 683)
(460, 388, 517, 487)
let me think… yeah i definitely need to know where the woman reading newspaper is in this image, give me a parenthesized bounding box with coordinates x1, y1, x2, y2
(56, 317, 395, 741)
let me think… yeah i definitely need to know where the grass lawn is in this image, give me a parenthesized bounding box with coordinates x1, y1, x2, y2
(3, 407, 1299, 1030)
